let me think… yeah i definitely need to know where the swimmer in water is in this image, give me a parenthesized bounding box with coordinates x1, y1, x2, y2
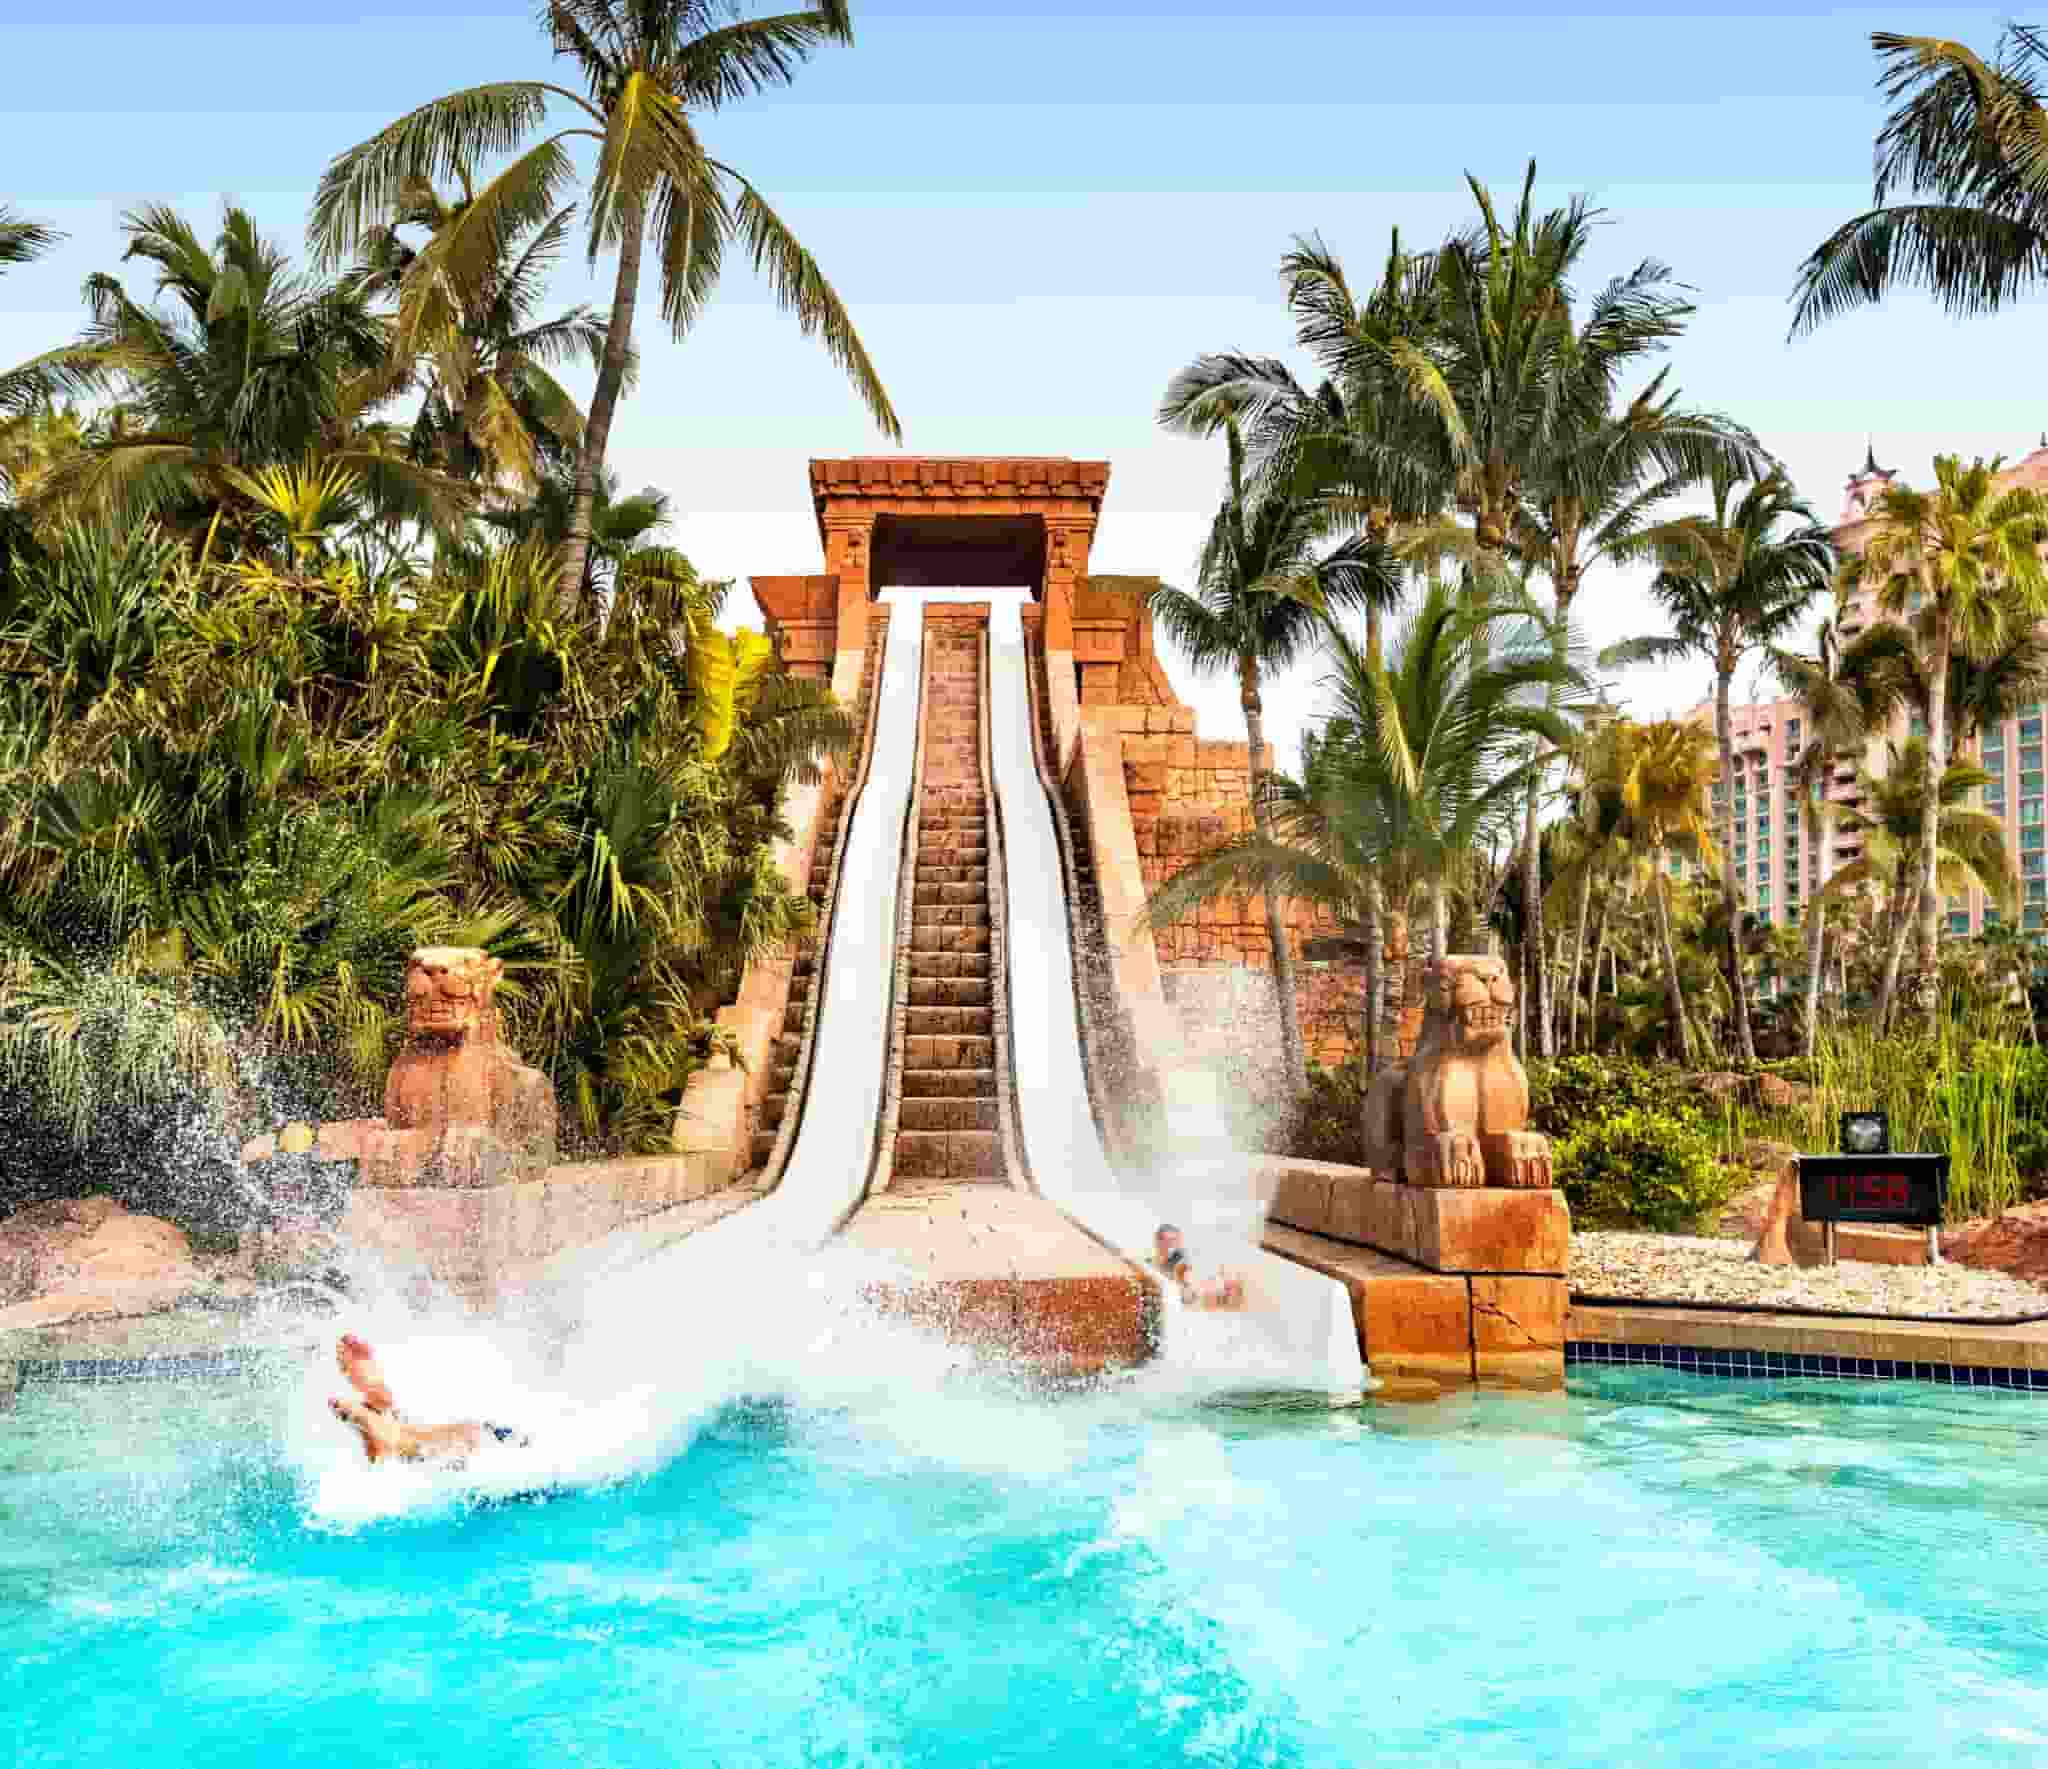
(328, 1333, 529, 1466)
(1150, 1224, 1246, 1311)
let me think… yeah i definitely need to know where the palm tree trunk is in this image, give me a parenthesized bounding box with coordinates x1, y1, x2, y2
(1241, 653, 1306, 1089)
(558, 200, 645, 609)
(1566, 869, 1594, 1052)
(1361, 870, 1382, 1075)
(1522, 777, 1549, 1058)
(1873, 865, 1914, 1028)
(1383, 900, 1410, 1058)
(1911, 604, 1951, 1025)
(1582, 896, 1610, 1054)
(1652, 871, 1692, 1065)
(1714, 666, 1758, 1063)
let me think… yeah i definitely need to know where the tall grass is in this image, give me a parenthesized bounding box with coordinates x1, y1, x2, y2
(1705, 995, 2038, 1222)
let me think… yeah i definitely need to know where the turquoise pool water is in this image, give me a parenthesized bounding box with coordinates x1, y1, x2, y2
(6, 1366, 2048, 1767)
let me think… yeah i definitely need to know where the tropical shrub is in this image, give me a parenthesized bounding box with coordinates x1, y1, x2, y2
(1272, 1061, 1367, 1167)
(1553, 1105, 1734, 1232)
(0, 527, 852, 1222)
(1527, 1053, 1697, 1139)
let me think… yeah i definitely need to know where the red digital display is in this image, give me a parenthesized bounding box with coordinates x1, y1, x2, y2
(1797, 1155, 1947, 1227)
(1817, 1171, 1912, 1213)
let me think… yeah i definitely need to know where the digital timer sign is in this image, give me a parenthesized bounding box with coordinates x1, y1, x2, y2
(1796, 1154, 1948, 1228)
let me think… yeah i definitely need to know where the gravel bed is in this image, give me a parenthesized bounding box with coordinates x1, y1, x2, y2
(1571, 1231, 2048, 1318)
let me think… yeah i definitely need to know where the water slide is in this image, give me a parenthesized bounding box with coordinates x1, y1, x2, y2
(984, 600, 1367, 1392)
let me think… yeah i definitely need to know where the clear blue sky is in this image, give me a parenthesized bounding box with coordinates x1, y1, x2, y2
(5, 2, 2044, 758)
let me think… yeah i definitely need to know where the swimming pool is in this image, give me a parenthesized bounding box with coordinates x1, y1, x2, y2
(6, 1366, 2047, 1768)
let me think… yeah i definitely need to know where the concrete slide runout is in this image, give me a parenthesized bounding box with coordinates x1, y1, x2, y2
(985, 599, 1366, 1393)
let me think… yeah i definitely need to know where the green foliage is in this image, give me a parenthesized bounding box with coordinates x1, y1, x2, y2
(1526, 1053, 1697, 1139)
(1553, 1105, 1734, 1233)
(0, 525, 850, 1219)
(1272, 1061, 1367, 1167)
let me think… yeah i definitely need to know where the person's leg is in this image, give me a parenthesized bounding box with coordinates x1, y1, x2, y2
(336, 1334, 397, 1413)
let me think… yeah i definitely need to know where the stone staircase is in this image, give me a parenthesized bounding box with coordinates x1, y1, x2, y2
(747, 611, 891, 1180)
(892, 614, 1006, 1187)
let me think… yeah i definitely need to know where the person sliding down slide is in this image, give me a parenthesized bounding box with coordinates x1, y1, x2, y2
(328, 1333, 530, 1467)
(1151, 1225, 1246, 1311)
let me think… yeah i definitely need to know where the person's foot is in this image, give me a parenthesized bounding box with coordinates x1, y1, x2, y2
(328, 1395, 402, 1465)
(335, 1334, 396, 1412)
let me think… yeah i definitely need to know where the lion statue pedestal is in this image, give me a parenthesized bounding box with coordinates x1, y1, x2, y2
(243, 948, 559, 1299)
(1363, 955, 1554, 1191)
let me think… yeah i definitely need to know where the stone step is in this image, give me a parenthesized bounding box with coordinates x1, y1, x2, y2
(905, 951, 990, 980)
(914, 865, 988, 888)
(901, 1066, 997, 1098)
(900, 1096, 999, 1133)
(761, 1092, 787, 1128)
(905, 1005, 993, 1037)
(909, 921, 990, 954)
(751, 1128, 777, 1166)
(903, 1033, 995, 1070)
(913, 880, 986, 907)
(906, 976, 992, 1008)
(892, 1130, 1005, 1182)
(911, 903, 990, 929)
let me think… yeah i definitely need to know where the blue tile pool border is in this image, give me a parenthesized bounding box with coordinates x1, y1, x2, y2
(1566, 1339, 2048, 1390)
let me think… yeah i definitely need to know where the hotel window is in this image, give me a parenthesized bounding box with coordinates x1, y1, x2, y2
(1911, 715, 1928, 737)
(2026, 826, 2046, 852)
(1758, 838, 1771, 859)
(2030, 879, 2047, 903)
(1787, 904, 1801, 924)
(2021, 717, 2042, 742)
(1988, 907, 2004, 929)
(2026, 852, 2045, 877)
(1952, 910, 1972, 935)
(2027, 798, 2044, 826)
(2026, 772, 2045, 796)
(1908, 591, 1924, 612)
(2024, 745, 2042, 770)
(2027, 906, 2044, 931)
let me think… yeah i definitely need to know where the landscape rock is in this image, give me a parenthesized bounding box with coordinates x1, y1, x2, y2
(0, 1196, 225, 1330)
(1944, 1203, 2048, 1286)
(1754, 1073, 1814, 1111)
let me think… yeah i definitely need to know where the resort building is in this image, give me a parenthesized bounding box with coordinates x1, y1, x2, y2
(1682, 438, 2048, 936)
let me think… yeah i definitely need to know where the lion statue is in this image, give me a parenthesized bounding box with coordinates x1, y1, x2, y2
(1361, 955, 1553, 1190)
(382, 948, 554, 1156)
(243, 947, 556, 1185)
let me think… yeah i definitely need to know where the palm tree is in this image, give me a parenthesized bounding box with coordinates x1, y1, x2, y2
(1581, 717, 1722, 1062)
(1402, 165, 1696, 1060)
(1146, 419, 1400, 1089)
(1827, 744, 2018, 973)
(1791, 27, 2048, 334)
(2, 210, 91, 601)
(354, 170, 606, 493)
(1848, 455, 2048, 1023)
(1157, 227, 1449, 1072)
(1511, 385, 1760, 1055)
(1, 209, 84, 422)
(311, 0, 901, 606)
(1767, 619, 1909, 1056)
(1144, 578, 1580, 983)
(27, 205, 466, 551)
(1602, 467, 1834, 1062)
